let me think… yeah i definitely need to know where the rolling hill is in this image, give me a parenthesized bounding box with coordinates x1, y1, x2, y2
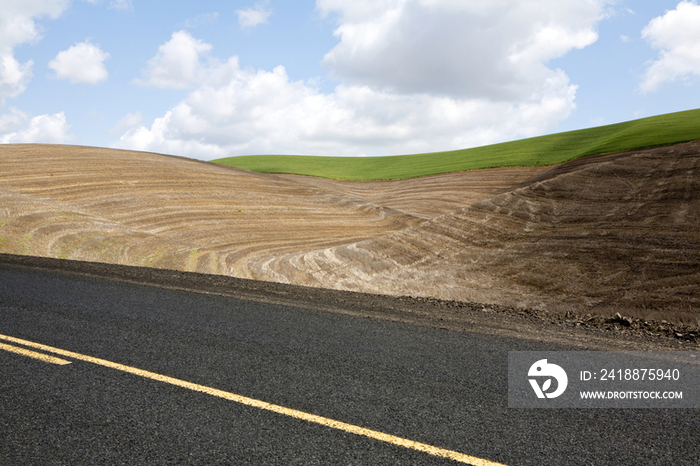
(1, 110, 699, 325)
(212, 108, 700, 180)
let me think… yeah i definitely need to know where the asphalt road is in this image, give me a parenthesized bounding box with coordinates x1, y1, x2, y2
(1, 262, 698, 465)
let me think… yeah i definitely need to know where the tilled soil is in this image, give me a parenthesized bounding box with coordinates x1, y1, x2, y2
(0, 144, 425, 278)
(260, 142, 700, 327)
(0, 144, 543, 280)
(1, 142, 699, 330)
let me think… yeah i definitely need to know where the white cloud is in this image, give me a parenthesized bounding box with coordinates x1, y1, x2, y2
(0, 2, 73, 145)
(134, 30, 213, 89)
(0, 0, 70, 105)
(236, 1, 273, 29)
(0, 107, 73, 143)
(109, 111, 142, 136)
(49, 41, 110, 84)
(640, 1, 700, 93)
(319, 0, 603, 100)
(0, 107, 26, 133)
(114, 46, 575, 158)
(115, 1, 610, 159)
(0, 54, 33, 106)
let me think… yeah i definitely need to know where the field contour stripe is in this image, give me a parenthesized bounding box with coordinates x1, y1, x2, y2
(0, 333, 507, 466)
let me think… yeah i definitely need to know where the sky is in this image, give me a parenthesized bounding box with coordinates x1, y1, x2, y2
(1, 0, 699, 160)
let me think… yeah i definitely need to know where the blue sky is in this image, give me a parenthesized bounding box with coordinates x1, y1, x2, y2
(1, 0, 699, 159)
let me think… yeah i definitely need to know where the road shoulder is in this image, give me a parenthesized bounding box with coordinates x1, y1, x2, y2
(1, 253, 696, 351)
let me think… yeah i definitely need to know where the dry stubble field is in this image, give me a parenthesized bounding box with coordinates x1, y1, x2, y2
(1, 142, 698, 325)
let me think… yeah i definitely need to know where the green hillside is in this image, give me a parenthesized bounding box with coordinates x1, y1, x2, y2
(212, 108, 700, 181)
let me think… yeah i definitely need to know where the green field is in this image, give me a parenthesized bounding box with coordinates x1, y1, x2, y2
(212, 108, 700, 181)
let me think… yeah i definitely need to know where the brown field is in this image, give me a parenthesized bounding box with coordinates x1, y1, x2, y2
(1, 142, 698, 325)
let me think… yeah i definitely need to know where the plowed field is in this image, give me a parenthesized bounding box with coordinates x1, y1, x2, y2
(1, 142, 698, 325)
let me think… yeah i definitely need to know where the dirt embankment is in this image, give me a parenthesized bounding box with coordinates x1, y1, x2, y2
(253, 142, 700, 326)
(1, 142, 698, 326)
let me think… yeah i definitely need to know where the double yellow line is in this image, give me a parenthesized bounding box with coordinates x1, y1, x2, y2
(0, 333, 508, 466)
(0, 341, 72, 365)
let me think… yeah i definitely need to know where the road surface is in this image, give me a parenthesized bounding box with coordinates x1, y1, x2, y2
(1, 260, 698, 465)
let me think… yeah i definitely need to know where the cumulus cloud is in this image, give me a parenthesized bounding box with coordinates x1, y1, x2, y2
(116, 0, 610, 159)
(0, 107, 73, 143)
(0, 54, 33, 107)
(236, 1, 273, 29)
(640, 1, 700, 93)
(116, 78, 575, 158)
(319, 0, 602, 100)
(0, 1, 74, 144)
(0, 0, 70, 105)
(49, 41, 110, 84)
(109, 111, 142, 136)
(134, 31, 213, 89)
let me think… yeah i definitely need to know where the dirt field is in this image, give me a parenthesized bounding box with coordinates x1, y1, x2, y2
(1, 142, 698, 325)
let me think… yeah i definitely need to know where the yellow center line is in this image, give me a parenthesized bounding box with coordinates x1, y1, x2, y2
(0, 333, 507, 466)
(0, 342, 72, 365)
